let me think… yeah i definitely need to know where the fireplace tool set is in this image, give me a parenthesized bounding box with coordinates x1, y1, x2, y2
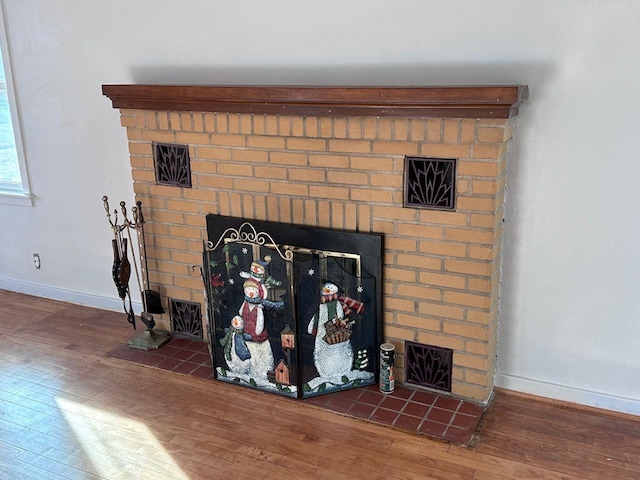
(102, 195, 170, 350)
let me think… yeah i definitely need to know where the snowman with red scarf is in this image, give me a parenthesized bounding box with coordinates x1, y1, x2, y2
(307, 278, 355, 380)
(239, 278, 275, 379)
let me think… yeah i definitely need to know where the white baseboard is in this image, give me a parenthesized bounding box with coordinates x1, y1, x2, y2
(0, 276, 143, 313)
(495, 372, 640, 417)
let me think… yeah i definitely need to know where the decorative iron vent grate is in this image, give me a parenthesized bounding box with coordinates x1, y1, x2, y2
(170, 299, 202, 338)
(404, 341, 453, 392)
(154, 142, 192, 187)
(403, 156, 456, 210)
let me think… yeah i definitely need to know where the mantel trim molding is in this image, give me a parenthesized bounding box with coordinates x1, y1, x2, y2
(102, 84, 528, 119)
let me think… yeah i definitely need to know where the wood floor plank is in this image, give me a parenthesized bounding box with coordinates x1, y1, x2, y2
(0, 441, 71, 480)
(480, 421, 640, 471)
(1, 289, 640, 480)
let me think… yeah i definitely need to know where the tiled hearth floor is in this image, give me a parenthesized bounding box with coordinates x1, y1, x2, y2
(107, 336, 484, 445)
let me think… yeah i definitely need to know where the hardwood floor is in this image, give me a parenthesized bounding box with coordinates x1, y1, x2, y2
(1, 290, 638, 479)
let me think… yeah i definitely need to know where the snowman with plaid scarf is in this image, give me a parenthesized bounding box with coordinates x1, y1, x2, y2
(307, 278, 354, 380)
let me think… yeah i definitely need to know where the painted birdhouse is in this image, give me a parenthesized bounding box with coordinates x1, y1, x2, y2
(280, 324, 295, 349)
(275, 359, 290, 385)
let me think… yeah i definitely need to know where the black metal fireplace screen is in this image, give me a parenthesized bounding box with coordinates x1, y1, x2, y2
(203, 214, 383, 399)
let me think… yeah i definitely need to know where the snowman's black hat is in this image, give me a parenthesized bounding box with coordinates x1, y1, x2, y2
(322, 272, 344, 292)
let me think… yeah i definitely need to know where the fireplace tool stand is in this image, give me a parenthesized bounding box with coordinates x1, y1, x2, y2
(102, 196, 170, 351)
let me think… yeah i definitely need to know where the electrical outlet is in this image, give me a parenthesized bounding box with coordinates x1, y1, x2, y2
(33, 253, 41, 270)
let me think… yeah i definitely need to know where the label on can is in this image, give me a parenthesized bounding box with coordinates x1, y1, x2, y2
(379, 343, 395, 394)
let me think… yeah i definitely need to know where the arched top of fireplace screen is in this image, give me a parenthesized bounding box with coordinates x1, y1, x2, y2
(206, 221, 294, 262)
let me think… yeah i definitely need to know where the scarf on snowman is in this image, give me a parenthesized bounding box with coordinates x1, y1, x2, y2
(309, 293, 339, 337)
(309, 292, 365, 337)
(243, 293, 284, 311)
(219, 324, 251, 361)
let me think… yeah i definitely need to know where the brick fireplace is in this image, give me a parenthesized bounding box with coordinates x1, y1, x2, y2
(103, 84, 528, 403)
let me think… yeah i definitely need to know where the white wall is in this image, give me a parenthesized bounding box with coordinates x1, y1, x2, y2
(0, 0, 638, 414)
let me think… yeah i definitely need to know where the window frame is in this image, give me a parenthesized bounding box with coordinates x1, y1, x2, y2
(0, 1, 33, 206)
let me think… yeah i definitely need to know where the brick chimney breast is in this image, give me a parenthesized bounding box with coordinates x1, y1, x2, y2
(103, 84, 528, 403)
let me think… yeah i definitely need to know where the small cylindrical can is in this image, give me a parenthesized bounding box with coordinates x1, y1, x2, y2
(379, 343, 395, 394)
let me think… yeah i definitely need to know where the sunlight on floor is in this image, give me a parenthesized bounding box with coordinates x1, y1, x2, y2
(56, 397, 190, 480)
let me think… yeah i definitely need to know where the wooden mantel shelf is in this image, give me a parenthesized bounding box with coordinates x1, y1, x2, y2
(102, 84, 528, 119)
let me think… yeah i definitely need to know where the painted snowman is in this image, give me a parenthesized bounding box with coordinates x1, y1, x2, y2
(220, 315, 252, 375)
(239, 256, 281, 299)
(307, 281, 354, 379)
(239, 278, 274, 378)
